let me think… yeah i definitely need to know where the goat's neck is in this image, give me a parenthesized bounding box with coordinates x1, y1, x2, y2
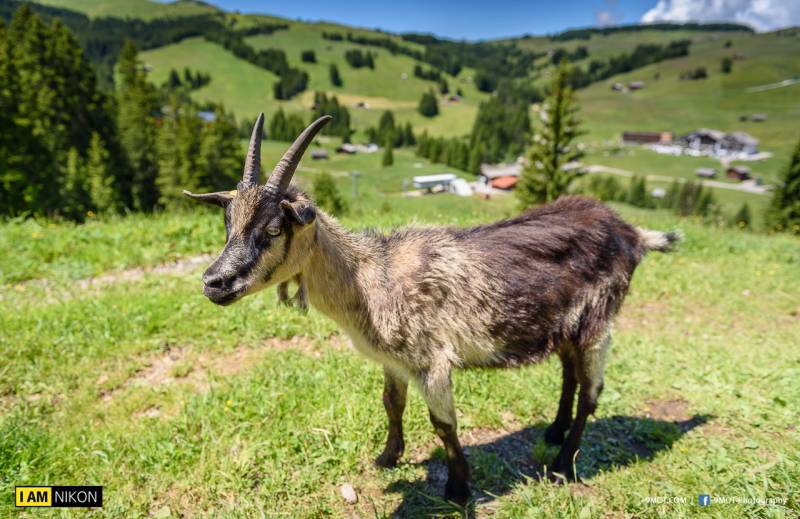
(300, 213, 381, 324)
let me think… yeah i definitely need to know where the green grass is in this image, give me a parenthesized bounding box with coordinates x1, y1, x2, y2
(33, 0, 219, 19)
(2, 152, 799, 516)
(141, 37, 281, 123)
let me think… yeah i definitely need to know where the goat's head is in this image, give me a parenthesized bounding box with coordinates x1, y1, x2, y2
(184, 113, 331, 305)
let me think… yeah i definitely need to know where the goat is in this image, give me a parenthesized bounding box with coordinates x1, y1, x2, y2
(184, 114, 681, 505)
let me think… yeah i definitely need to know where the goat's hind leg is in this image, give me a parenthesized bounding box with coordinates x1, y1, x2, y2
(375, 366, 408, 468)
(419, 366, 470, 505)
(544, 351, 577, 445)
(550, 333, 611, 481)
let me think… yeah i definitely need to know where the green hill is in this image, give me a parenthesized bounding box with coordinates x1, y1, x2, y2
(34, 0, 218, 19)
(573, 30, 800, 179)
(20, 0, 800, 223)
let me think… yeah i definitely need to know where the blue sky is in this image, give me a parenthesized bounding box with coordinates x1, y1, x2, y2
(207, 0, 653, 39)
(202, 0, 800, 39)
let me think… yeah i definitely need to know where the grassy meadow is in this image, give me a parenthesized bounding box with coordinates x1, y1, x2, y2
(2, 146, 799, 517)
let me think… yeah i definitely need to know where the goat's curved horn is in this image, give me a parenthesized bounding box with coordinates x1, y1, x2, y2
(266, 115, 332, 191)
(242, 112, 265, 185)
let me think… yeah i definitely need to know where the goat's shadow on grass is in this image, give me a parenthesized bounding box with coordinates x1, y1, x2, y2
(385, 414, 709, 518)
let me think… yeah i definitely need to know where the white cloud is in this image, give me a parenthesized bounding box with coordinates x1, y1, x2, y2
(597, 10, 614, 25)
(640, 0, 800, 32)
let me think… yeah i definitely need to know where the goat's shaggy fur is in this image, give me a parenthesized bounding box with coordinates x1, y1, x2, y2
(188, 116, 681, 505)
(196, 188, 679, 504)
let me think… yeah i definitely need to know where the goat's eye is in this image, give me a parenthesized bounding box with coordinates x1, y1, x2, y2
(267, 227, 281, 236)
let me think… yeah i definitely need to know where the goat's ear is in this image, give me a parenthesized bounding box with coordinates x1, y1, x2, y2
(183, 190, 236, 207)
(280, 199, 316, 226)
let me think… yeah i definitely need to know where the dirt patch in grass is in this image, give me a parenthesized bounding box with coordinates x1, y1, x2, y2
(3, 254, 214, 303)
(102, 334, 348, 406)
(701, 422, 732, 436)
(77, 254, 214, 290)
(644, 398, 691, 422)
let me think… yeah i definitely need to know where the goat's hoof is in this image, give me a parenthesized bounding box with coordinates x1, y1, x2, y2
(444, 478, 470, 506)
(544, 424, 568, 445)
(374, 451, 401, 469)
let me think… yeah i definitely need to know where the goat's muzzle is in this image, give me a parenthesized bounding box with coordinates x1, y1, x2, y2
(202, 267, 242, 306)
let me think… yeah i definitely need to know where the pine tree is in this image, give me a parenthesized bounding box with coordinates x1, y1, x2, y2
(198, 107, 241, 192)
(86, 132, 115, 213)
(403, 122, 415, 146)
(382, 137, 394, 167)
(721, 57, 732, 74)
(516, 62, 584, 207)
(156, 98, 203, 207)
(329, 63, 343, 86)
(676, 181, 702, 216)
(663, 180, 680, 209)
(627, 176, 651, 208)
(310, 92, 351, 138)
(467, 143, 484, 175)
(63, 147, 90, 220)
(313, 172, 348, 215)
(167, 69, 182, 89)
(269, 108, 288, 141)
(0, 5, 119, 217)
(377, 110, 396, 147)
(118, 40, 160, 211)
(733, 203, 751, 229)
(418, 90, 439, 117)
(767, 138, 800, 234)
(696, 190, 715, 217)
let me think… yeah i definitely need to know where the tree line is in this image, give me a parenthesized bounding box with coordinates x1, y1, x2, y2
(0, 6, 241, 220)
(366, 111, 415, 148)
(548, 22, 753, 42)
(323, 30, 423, 62)
(549, 46, 589, 65)
(164, 68, 211, 91)
(311, 93, 352, 140)
(344, 49, 376, 69)
(416, 134, 479, 174)
(567, 39, 691, 89)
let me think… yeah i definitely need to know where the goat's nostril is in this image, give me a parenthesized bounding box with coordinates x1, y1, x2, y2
(203, 272, 226, 289)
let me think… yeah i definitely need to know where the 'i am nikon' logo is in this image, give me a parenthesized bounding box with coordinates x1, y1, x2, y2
(15, 486, 103, 508)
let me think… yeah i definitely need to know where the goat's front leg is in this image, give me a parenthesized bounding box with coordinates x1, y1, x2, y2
(419, 366, 470, 505)
(375, 366, 408, 468)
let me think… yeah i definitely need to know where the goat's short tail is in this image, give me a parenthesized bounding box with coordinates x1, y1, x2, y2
(638, 228, 683, 253)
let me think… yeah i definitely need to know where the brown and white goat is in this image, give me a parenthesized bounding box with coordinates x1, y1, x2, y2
(184, 115, 680, 504)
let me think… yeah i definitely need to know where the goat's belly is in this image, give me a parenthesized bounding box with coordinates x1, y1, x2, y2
(458, 333, 556, 369)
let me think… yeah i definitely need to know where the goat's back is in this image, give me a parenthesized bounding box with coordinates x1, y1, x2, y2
(383, 197, 646, 369)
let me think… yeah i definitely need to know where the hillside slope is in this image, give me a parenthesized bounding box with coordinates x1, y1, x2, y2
(575, 30, 800, 181)
(140, 20, 488, 137)
(34, 0, 218, 19)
